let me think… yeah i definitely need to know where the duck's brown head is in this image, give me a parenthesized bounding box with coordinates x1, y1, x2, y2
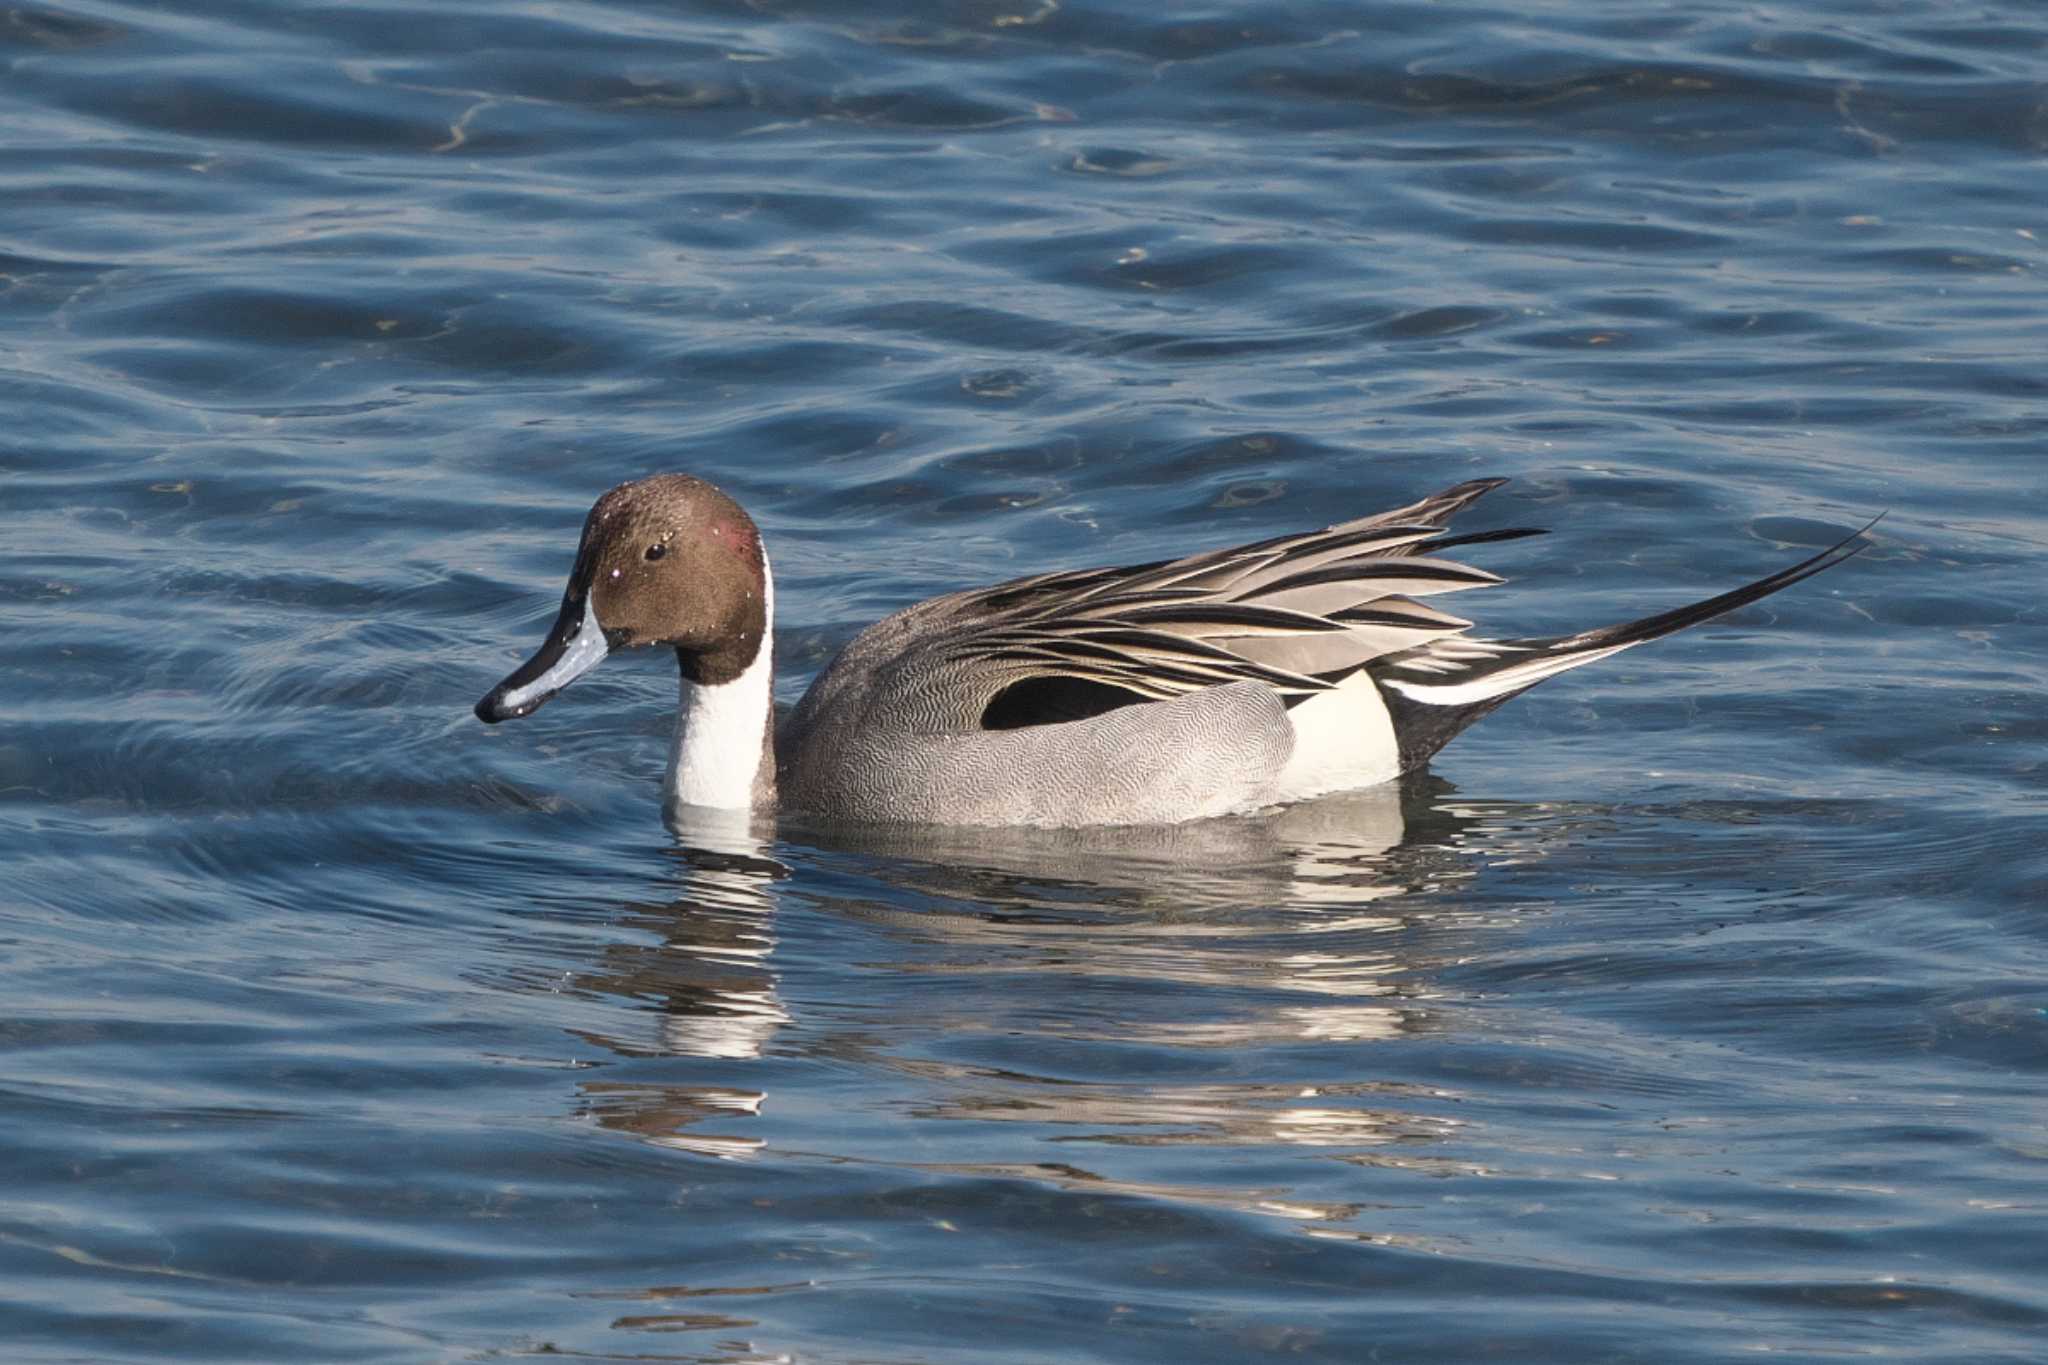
(475, 474, 769, 724)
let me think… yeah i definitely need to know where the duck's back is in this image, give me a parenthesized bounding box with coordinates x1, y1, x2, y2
(774, 482, 1511, 826)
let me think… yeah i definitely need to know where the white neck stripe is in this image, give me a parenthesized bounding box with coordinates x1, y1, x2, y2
(664, 551, 773, 811)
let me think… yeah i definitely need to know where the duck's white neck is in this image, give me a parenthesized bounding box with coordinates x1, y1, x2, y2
(664, 554, 774, 812)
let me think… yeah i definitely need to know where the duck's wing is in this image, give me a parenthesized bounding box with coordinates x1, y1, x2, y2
(909, 478, 1532, 732)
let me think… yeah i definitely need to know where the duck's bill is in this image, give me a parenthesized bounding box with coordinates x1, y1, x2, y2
(475, 593, 609, 724)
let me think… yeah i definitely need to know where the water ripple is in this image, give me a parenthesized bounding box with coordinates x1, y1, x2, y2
(4, 0, 2046, 1360)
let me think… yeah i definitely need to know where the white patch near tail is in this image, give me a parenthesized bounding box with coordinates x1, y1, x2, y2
(1273, 671, 1403, 802)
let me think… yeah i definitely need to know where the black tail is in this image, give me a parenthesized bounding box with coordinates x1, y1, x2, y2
(1371, 515, 1880, 772)
(1530, 514, 1880, 661)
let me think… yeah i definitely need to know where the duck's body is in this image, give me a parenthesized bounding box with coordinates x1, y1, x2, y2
(476, 475, 1868, 827)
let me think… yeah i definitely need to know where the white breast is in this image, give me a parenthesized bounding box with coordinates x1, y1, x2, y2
(665, 553, 774, 811)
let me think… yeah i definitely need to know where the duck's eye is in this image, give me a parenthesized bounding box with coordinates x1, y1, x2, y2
(644, 544, 667, 562)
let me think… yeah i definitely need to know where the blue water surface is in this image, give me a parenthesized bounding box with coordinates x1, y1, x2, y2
(3, 1, 2046, 1361)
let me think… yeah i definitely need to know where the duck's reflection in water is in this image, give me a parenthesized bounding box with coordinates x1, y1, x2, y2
(799, 775, 1618, 1216)
(569, 778, 1600, 1187)
(781, 775, 1583, 1041)
(569, 813, 790, 1159)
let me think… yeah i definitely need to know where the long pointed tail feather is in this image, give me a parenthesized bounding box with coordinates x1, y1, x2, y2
(1372, 514, 1880, 771)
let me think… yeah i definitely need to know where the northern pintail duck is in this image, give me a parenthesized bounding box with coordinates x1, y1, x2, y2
(476, 475, 1869, 826)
